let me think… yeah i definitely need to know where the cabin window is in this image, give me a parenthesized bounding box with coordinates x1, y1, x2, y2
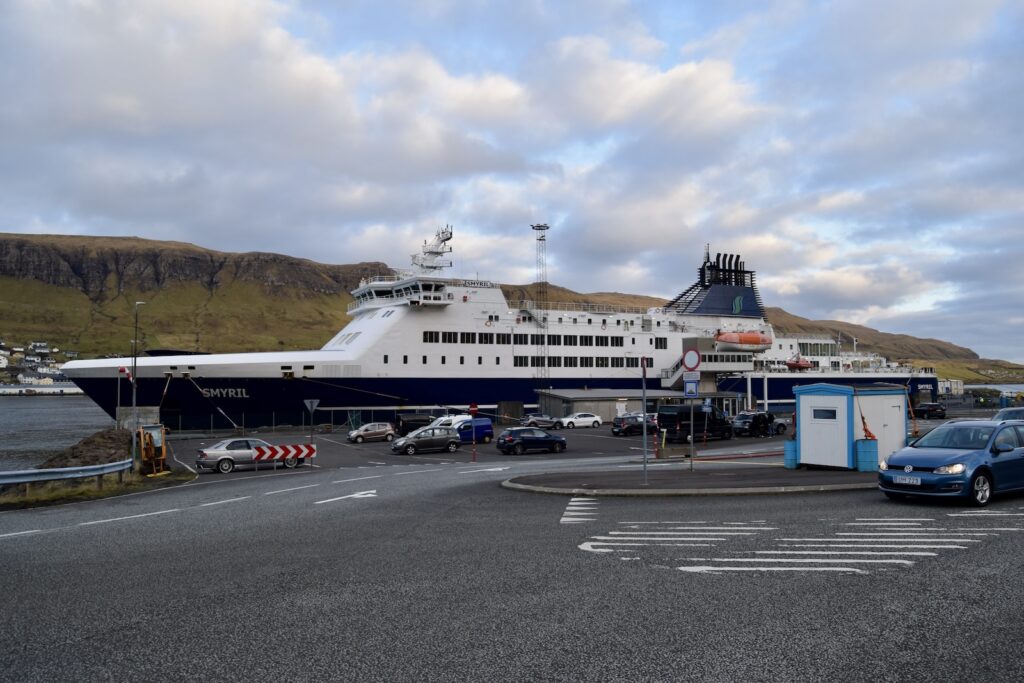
(564, 356, 578, 368)
(626, 357, 639, 368)
(478, 333, 494, 344)
(513, 356, 528, 367)
(580, 357, 594, 368)
(441, 356, 446, 365)
(530, 334, 544, 345)
(563, 335, 577, 346)
(495, 357, 500, 365)
(460, 332, 476, 344)
(403, 355, 408, 364)
(596, 337, 609, 347)
(496, 333, 511, 345)
(547, 356, 561, 367)
(384, 355, 388, 364)
(422, 355, 427, 364)
(513, 334, 528, 345)
(580, 335, 593, 347)
(547, 335, 561, 346)
(611, 357, 625, 368)
(460, 356, 465, 365)
(812, 408, 838, 420)
(303, 365, 314, 370)
(531, 356, 545, 367)
(655, 337, 667, 350)
(610, 336, 624, 347)
(478, 356, 483, 365)
(442, 331, 457, 343)
(423, 331, 440, 343)
(595, 357, 609, 368)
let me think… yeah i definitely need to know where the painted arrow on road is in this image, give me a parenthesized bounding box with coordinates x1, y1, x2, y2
(458, 467, 510, 474)
(314, 490, 377, 505)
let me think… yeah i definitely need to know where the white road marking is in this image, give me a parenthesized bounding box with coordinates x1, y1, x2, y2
(777, 537, 979, 543)
(836, 532, 994, 537)
(948, 512, 1024, 516)
(79, 509, 180, 526)
(607, 531, 755, 536)
(200, 497, 251, 507)
(845, 522, 924, 526)
(856, 518, 933, 521)
(0, 529, 41, 539)
(458, 467, 511, 474)
(678, 566, 866, 574)
(580, 541, 714, 552)
(756, 550, 937, 557)
(314, 490, 378, 505)
(265, 484, 321, 495)
(778, 543, 967, 549)
(591, 535, 729, 541)
(368, 461, 387, 465)
(690, 557, 915, 566)
(332, 475, 382, 484)
(395, 469, 444, 476)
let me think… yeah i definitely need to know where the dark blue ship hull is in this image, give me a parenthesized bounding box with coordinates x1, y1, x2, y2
(76, 375, 644, 431)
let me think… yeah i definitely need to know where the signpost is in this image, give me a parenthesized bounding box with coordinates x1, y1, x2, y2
(304, 399, 319, 448)
(682, 370, 700, 470)
(469, 402, 478, 462)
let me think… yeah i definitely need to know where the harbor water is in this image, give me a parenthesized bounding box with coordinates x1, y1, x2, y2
(0, 396, 112, 471)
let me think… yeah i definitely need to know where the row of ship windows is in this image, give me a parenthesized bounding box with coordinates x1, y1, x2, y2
(422, 331, 670, 350)
(383, 355, 656, 368)
(487, 314, 661, 328)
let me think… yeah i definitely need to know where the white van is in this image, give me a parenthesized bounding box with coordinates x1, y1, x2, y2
(427, 414, 474, 429)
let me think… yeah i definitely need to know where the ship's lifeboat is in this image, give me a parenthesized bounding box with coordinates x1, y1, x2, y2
(714, 331, 773, 352)
(785, 355, 813, 371)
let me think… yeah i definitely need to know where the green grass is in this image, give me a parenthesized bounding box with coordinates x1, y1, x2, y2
(0, 470, 195, 510)
(0, 276, 355, 356)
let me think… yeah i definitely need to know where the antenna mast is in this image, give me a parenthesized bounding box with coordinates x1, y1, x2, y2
(531, 223, 550, 385)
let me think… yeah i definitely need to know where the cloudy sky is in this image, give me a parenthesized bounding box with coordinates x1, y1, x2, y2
(2, 1, 1022, 362)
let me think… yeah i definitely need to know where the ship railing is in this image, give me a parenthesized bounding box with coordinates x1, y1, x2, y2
(513, 300, 653, 315)
(356, 275, 404, 287)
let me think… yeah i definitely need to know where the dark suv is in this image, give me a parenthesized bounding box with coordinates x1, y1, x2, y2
(390, 427, 460, 455)
(610, 414, 657, 436)
(496, 427, 567, 454)
(913, 403, 947, 419)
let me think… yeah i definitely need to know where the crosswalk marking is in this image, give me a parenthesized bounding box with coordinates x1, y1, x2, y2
(561, 496, 599, 524)
(578, 515, 1021, 575)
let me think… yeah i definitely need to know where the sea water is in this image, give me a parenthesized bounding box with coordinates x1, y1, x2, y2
(0, 396, 112, 471)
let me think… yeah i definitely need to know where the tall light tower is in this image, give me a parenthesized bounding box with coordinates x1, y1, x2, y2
(130, 301, 146, 467)
(531, 223, 550, 385)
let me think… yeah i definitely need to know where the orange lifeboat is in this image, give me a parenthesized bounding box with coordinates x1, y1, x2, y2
(714, 331, 773, 352)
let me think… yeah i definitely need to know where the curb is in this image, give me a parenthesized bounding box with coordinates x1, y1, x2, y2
(500, 478, 877, 497)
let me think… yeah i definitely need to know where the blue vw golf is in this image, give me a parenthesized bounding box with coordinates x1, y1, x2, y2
(879, 420, 1024, 506)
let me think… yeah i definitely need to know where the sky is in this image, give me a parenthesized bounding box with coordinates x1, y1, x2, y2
(1, 0, 1022, 362)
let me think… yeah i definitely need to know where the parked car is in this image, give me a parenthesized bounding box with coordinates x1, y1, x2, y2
(347, 422, 396, 443)
(390, 426, 461, 455)
(610, 414, 657, 436)
(520, 413, 561, 429)
(732, 411, 786, 436)
(559, 412, 602, 429)
(878, 419, 1024, 506)
(912, 402, 947, 419)
(657, 405, 733, 442)
(195, 438, 290, 473)
(455, 417, 494, 443)
(496, 427, 567, 455)
(993, 407, 1024, 421)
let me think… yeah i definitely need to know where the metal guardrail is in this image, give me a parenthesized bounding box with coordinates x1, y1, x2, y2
(0, 459, 132, 486)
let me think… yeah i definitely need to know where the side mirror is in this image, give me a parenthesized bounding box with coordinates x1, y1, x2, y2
(993, 443, 1015, 454)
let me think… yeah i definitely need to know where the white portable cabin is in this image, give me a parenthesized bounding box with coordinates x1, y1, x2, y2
(793, 383, 908, 469)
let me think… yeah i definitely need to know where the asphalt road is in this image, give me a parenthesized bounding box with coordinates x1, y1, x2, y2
(2, 425, 1022, 681)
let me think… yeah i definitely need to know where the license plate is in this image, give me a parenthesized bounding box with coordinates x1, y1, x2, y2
(894, 475, 921, 485)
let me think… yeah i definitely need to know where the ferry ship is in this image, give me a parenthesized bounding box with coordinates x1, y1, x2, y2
(61, 228, 936, 429)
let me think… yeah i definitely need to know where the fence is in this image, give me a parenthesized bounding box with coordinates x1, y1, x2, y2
(0, 459, 133, 488)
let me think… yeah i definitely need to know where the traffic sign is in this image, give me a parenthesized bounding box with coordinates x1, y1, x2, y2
(304, 399, 320, 414)
(683, 380, 699, 398)
(682, 371, 700, 382)
(682, 349, 701, 371)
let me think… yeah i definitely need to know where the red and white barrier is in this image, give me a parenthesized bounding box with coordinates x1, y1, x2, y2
(252, 444, 317, 461)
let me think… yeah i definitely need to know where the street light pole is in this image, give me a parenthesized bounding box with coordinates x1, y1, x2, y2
(131, 301, 146, 468)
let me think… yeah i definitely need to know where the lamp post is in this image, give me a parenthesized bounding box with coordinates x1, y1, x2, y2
(130, 301, 146, 467)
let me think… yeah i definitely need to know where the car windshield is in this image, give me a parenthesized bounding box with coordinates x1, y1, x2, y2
(913, 424, 995, 449)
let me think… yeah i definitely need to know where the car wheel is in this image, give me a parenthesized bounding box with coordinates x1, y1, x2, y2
(776, 424, 787, 435)
(482, 435, 492, 444)
(567, 422, 575, 429)
(217, 459, 234, 474)
(970, 471, 992, 507)
(385, 433, 394, 441)
(283, 455, 298, 469)
(884, 492, 907, 502)
(513, 443, 525, 455)
(527, 421, 537, 427)
(553, 442, 565, 453)
(552, 422, 562, 430)
(591, 421, 600, 428)
(405, 444, 417, 455)
(355, 435, 364, 443)
(447, 442, 459, 452)
(724, 429, 733, 440)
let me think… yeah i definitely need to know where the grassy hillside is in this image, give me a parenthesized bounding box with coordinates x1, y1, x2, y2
(0, 275, 353, 357)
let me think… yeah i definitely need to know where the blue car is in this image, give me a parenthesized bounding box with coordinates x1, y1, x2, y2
(878, 420, 1024, 506)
